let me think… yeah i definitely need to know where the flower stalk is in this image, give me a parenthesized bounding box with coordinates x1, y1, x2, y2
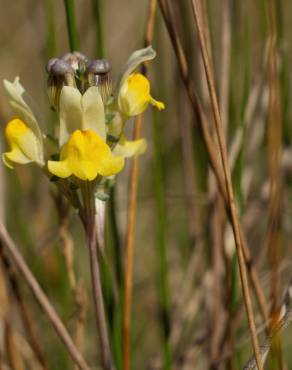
(81, 181, 115, 370)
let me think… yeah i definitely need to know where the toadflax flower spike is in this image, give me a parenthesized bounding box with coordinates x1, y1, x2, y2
(48, 129, 124, 181)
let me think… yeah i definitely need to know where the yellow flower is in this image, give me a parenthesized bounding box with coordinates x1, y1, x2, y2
(2, 118, 44, 168)
(3, 78, 43, 148)
(118, 73, 165, 116)
(48, 129, 124, 181)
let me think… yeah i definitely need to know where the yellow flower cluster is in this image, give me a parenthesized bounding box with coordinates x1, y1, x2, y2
(2, 47, 165, 182)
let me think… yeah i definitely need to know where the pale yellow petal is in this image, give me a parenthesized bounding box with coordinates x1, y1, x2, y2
(82, 87, 106, 140)
(2, 154, 14, 169)
(2, 150, 31, 169)
(59, 86, 83, 147)
(113, 138, 147, 158)
(117, 46, 156, 90)
(3, 78, 43, 146)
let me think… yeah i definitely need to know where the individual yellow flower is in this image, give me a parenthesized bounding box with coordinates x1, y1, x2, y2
(118, 73, 165, 116)
(3, 78, 43, 148)
(48, 129, 124, 181)
(2, 118, 44, 168)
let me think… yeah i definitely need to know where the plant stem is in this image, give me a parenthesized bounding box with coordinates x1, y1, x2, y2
(0, 223, 89, 370)
(87, 231, 114, 370)
(82, 181, 114, 370)
(123, 116, 141, 370)
(190, 1, 263, 369)
(63, 0, 79, 52)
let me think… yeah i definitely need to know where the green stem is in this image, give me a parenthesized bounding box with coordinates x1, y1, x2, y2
(92, 0, 104, 57)
(63, 0, 79, 51)
(152, 110, 172, 370)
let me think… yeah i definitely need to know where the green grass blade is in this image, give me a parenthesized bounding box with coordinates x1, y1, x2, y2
(63, 0, 79, 51)
(92, 0, 105, 57)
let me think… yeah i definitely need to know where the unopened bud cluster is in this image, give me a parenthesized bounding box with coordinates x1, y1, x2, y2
(46, 51, 112, 110)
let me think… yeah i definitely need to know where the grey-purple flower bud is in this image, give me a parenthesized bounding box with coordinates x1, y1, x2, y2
(87, 59, 111, 75)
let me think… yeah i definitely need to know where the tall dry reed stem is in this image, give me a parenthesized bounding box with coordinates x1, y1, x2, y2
(157, 0, 269, 329)
(211, 0, 231, 364)
(162, 0, 267, 324)
(266, 0, 284, 367)
(0, 223, 90, 370)
(123, 124, 140, 370)
(122, 2, 157, 370)
(190, 1, 263, 369)
(243, 277, 292, 370)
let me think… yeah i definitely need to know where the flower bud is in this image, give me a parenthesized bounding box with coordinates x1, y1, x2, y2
(51, 59, 74, 76)
(46, 58, 58, 73)
(46, 59, 76, 110)
(61, 52, 88, 72)
(87, 59, 111, 74)
(87, 59, 112, 103)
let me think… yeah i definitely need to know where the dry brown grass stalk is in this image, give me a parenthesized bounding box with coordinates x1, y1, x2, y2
(0, 244, 48, 370)
(54, 193, 88, 355)
(123, 2, 157, 370)
(265, 0, 284, 366)
(4, 322, 25, 370)
(158, 0, 269, 336)
(190, 0, 263, 368)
